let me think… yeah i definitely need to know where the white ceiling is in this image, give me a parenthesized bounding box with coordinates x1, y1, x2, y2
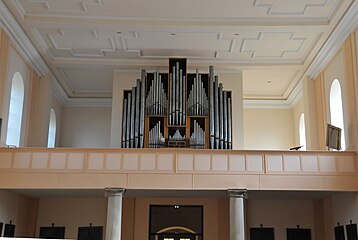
(2, 0, 356, 102)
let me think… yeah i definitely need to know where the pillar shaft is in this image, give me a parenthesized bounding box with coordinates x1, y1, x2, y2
(228, 189, 247, 240)
(105, 188, 125, 240)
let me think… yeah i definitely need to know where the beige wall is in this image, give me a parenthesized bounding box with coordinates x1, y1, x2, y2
(247, 199, 316, 240)
(0, 29, 10, 146)
(323, 49, 348, 148)
(323, 193, 358, 240)
(1, 46, 31, 147)
(303, 76, 320, 150)
(60, 107, 112, 147)
(0, 190, 36, 237)
(243, 108, 295, 150)
(36, 197, 107, 239)
(26, 73, 52, 147)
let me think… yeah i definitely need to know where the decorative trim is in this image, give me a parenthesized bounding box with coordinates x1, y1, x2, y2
(306, 0, 358, 79)
(0, 1, 49, 76)
(104, 188, 125, 197)
(227, 189, 247, 198)
(244, 80, 303, 109)
(23, 12, 329, 25)
(63, 97, 112, 108)
(50, 73, 68, 105)
(287, 80, 303, 107)
(244, 99, 292, 109)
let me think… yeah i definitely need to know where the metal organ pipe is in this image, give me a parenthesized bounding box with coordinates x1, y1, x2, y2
(209, 66, 215, 149)
(219, 83, 224, 149)
(122, 99, 127, 148)
(134, 79, 140, 148)
(228, 97, 232, 149)
(139, 70, 146, 148)
(223, 91, 228, 149)
(214, 76, 219, 149)
(190, 120, 205, 149)
(126, 92, 131, 148)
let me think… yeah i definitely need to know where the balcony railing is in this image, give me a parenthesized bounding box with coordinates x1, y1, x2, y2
(0, 148, 357, 191)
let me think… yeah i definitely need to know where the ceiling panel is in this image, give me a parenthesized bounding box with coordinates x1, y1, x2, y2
(16, 0, 340, 21)
(2, 0, 353, 102)
(243, 70, 299, 98)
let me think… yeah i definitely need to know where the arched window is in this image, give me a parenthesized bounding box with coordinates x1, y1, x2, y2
(330, 79, 346, 150)
(6, 72, 24, 147)
(299, 113, 306, 150)
(47, 108, 57, 148)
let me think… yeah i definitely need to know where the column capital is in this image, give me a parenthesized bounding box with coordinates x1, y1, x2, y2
(105, 188, 126, 197)
(227, 189, 247, 199)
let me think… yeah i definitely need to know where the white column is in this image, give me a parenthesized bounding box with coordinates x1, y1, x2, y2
(228, 189, 247, 240)
(105, 188, 125, 240)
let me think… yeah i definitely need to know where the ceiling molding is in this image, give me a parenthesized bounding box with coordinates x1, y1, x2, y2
(244, 81, 303, 109)
(287, 81, 303, 107)
(63, 97, 112, 108)
(50, 73, 68, 105)
(243, 99, 292, 109)
(306, 0, 358, 79)
(0, 0, 49, 76)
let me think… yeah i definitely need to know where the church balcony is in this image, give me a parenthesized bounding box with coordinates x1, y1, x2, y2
(0, 148, 357, 191)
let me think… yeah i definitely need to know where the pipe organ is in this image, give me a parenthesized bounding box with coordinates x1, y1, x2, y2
(122, 58, 232, 149)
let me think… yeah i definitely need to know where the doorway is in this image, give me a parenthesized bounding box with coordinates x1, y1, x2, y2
(149, 205, 203, 240)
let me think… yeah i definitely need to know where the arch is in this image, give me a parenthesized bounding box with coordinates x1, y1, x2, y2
(157, 226, 196, 234)
(6, 72, 24, 147)
(329, 79, 346, 150)
(47, 108, 57, 148)
(299, 113, 306, 150)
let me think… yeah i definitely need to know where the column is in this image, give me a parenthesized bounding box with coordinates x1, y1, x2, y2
(105, 188, 125, 240)
(228, 189, 247, 240)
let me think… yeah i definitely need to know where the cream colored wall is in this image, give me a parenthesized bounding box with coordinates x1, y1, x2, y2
(303, 77, 320, 150)
(0, 190, 34, 237)
(323, 49, 349, 148)
(36, 198, 107, 239)
(356, 30, 358, 60)
(323, 193, 358, 240)
(27, 73, 52, 147)
(60, 107, 112, 147)
(0, 29, 10, 146)
(0, 190, 20, 231)
(247, 199, 315, 240)
(243, 108, 295, 150)
(1, 46, 31, 147)
(123, 197, 229, 240)
(293, 99, 304, 147)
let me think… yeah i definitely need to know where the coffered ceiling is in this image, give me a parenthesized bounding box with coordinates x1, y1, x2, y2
(2, 0, 356, 103)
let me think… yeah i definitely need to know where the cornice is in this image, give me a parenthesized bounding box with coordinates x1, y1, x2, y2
(306, 0, 358, 79)
(243, 81, 303, 109)
(0, 0, 49, 76)
(63, 97, 112, 108)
